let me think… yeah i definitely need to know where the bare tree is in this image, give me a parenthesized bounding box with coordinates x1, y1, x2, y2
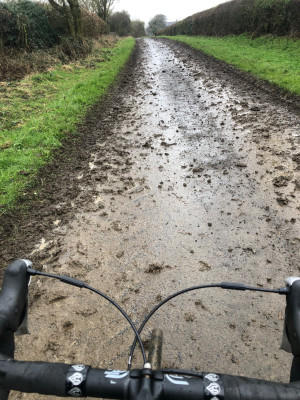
(148, 14, 167, 36)
(78, 0, 114, 22)
(97, 0, 114, 22)
(131, 20, 146, 38)
(78, 0, 97, 13)
(109, 10, 131, 36)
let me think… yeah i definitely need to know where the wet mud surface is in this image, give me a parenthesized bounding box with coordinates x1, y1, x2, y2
(1, 38, 300, 398)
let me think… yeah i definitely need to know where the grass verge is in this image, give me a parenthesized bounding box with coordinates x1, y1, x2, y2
(0, 37, 135, 214)
(161, 34, 300, 96)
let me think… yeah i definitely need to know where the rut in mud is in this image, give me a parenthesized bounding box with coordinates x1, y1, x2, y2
(2, 38, 300, 399)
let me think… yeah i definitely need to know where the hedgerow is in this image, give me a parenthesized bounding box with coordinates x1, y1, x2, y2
(0, 0, 108, 52)
(82, 10, 108, 38)
(160, 0, 300, 38)
(0, 1, 60, 50)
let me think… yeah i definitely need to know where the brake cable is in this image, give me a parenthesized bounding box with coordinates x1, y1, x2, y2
(27, 267, 147, 366)
(128, 282, 288, 370)
(27, 267, 288, 371)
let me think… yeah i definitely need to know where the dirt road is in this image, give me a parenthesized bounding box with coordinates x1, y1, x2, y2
(3, 38, 300, 398)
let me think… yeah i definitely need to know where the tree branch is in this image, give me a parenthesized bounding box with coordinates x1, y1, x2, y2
(48, 0, 64, 12)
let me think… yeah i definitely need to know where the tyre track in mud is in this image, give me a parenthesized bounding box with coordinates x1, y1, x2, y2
(1, 38, 300, 399)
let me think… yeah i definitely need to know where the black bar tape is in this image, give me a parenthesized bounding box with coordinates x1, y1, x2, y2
(0, 260, 29, 336)
(0, 360, 69, 396)
(286, 280, 300, 356)
(290, 356, 300, 382)
(66, 365, 89, 397)
(203, 373, 224, 399)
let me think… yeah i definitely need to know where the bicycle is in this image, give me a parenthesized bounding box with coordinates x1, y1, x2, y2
(0, 259, 300, 399)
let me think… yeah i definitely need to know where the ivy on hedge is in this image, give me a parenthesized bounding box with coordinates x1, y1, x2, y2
(0, 0, 108, 51)
(0, 1, 61, 50)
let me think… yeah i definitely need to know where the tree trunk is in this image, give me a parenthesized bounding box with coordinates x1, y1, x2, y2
(67, 0, 83, 40)
(48, 0, 82, 39)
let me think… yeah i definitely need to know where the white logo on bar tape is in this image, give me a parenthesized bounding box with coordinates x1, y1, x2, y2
(67, 387, 82, 397)
(206, 382, 221, 396)
(166, 375, 189, 386)
(71, 365, 85, 372)
(205, 373, 219, 382)
(68, 372, 84, 386)
(104, 370, 128, 379)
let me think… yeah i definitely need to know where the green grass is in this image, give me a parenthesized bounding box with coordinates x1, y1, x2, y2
(0, 37, 135, 213)
(161, 34, 300, 96)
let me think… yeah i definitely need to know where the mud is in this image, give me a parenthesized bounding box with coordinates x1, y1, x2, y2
(1, 38, 300, 399)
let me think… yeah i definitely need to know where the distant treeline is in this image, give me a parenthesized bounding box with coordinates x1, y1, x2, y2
(0, 0, 108, 51)
(160, 0, 300, 38)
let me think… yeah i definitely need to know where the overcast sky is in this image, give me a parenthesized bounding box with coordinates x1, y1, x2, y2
(114, 0, 230, 26)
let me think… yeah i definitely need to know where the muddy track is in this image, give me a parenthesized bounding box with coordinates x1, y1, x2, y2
(1, 38, 300, 399)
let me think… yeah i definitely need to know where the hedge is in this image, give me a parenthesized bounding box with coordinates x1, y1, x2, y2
(0, 1, 60, 50)
(82, 10, 108, 38)
(0, 0, 108, 51)
(160, 0, 300, 38)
